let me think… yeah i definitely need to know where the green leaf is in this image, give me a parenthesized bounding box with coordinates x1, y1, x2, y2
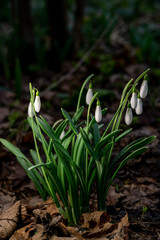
(104, 146, 148, 198)
(80, 128, 96, 159)
(0, 138, 48, 200)
(0, 138, 28, 160)
(61, 108, 78, 135)
(95, 129, 122, 154)
(28, 162, 51, 171)
(55, 119, 68, 138)
(92, 122, 101, 145)
(115, 128, 132, 142)
(111, 136, 156, 169)
(72, 106, 84, 123)
(95, 160, 103, 181)
(88, 168, 96, 195)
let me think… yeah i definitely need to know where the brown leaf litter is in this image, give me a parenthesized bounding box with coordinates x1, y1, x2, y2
(0, 197, 129, 240)
(0, 200, 20, 240)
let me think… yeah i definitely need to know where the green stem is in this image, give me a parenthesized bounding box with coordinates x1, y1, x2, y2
(76, 74, 94, 111)
(29, 83, 58, 203)
(85, 92, 98, 184)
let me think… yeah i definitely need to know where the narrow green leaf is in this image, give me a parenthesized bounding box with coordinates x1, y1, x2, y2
(95, 160, 103, 180)
(0, 138, 28, 160)
(72, 106, 84, 123)
(92, 122, 101, 145)
(80, 128, 96, 159)
(28, 162, 51, 171)
(95, 129, 122, 154)
(104, 146, 148, 198)
(61, 108, 78, 135)
(115, 128, 132, 142)
(55, 119, 68, 138)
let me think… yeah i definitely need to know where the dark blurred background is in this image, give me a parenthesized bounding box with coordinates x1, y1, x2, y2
(0, 0, 160, 109)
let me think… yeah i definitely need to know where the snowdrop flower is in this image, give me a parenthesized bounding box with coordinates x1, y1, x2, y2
(125, 104, 133, 125)
(86, 82, 93, 105)
(140, 74, 148, 98)
(130, 89, 137, 109)
(95, 99, 102, 123)
(34, 90, 41, 113)
(135, 95, 143, 115)
(28, 101, 34, 117)
(60, 130, 65, 140)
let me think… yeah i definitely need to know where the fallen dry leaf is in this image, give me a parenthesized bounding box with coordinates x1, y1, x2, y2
(105, 214, 129, 240)
(107, 186, 123, 205)
(66, 212, 129, 240)
(0, 200, 20, 240)
(10, 223, 35, 240)
(45, 197, 60, 216)
(0, 191, 16, 215)
(50, 236, 77, 240)
(80, 211, 110, 229)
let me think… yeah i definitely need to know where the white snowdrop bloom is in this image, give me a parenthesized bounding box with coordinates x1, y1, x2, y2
(130, 92, 137, 109)
(34, 95, 41, 113)
(125, 107, 133, 125)
(140, 80, 148, 98)
(28, 101, 34, 117)
(95, 100, 102, 123)
(86, 82, 93, 105)
(60, 130, 65, 140)
(135, 98, 143, 115)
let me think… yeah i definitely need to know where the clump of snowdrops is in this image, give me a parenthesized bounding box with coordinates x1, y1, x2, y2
(0, 69, 155, 225)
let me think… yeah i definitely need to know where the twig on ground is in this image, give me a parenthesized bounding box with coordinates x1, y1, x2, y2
(41, 18, 116, 95)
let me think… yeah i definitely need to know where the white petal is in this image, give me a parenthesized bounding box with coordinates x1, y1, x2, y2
(34, 96, 41, 113)
(125, 108, 133, 125)
(140, 80, 148, 98)
(95, 105, 102, 123)
(135, 98, 143, 115)
(28, 102, 34, 117)
(60, 130, 65, 140)
(86, 89, 93, 105)
(130, 92, 137, 109)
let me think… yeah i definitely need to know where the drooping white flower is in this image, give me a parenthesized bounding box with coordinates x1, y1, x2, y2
(140, 75, 148, 98)
(34, 91, 41, 113)
(135, 97, 143, 115)
(95, 99, 102, 123)
(60, 130, 65, 140)
(86, 82, 93, 105)
(28, 101, 34, 117)
(130, 90, 137, 109)
(125, 106, 133, 125)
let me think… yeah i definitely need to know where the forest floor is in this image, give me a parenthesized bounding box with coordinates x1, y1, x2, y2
(0, 38, 160, 239)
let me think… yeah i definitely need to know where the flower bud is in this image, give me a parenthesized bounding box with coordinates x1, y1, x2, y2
(140, 77, 148, 98)
(28, 101, 34, 117)
(60, 130, 65, 140)
(125, 105, 133, 125)
(86, 82, 93, 105)
(135, 97, 143, 115)
(130, 90, 137, 109)
(95, 100, 102, 123)
(34, 91, 41, 113)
